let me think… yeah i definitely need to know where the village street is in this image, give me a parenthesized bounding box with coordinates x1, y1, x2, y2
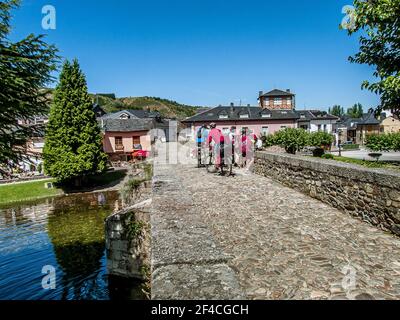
(152, 145, 400, 299)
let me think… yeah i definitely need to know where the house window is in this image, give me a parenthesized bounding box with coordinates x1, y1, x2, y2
(261, 127, 269, 135)
(281, 111, 287, 114)
(115, 137, 124, 151)
(264, 98, 270, 106)
(274, 98, 282, 105)
(286, 97, 292, 105)
(222, 128, 230, 135)
(318, 125, 322, 132)
(280, 126, 287, 130)
(300, 114, 306, 119)
(133, 136, 141, 146)
(261, 113, 271, 118)
(240, 113, 249, 119)
(323, 124, 327, 132)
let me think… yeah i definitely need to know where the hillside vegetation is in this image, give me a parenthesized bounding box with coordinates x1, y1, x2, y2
(94, 94, 199, 119)
(43, 89, 200, 120)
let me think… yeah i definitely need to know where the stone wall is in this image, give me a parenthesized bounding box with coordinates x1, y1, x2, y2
(105, 202, 151, 280)
(253, 152, 400, 236)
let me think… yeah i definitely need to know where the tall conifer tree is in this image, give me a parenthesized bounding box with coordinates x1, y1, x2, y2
(43, 59, 107, 185)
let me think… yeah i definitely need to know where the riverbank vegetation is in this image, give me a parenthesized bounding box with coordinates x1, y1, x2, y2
(0, 179, 62, 206)
(0, 170, 127, 206)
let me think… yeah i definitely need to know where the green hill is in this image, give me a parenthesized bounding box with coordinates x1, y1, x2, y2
(43, 90, 200, 120)
(93, 95, 199, 119)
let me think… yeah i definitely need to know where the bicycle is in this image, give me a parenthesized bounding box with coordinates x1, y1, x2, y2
(206, 142, 233, 176)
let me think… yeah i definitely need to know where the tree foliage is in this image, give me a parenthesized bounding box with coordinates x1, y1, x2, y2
(366, 133, 400, 152)
(348, 0, 400, 116)
(308, 131, 334, 148)
(271, 128, 309, 154)
(329, 105, 345, 117)
(347, 103, 364, 118)
(0, 0, 58, 165)
(43, 60, 107, 185)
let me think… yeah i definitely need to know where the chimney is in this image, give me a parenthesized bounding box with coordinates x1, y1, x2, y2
(230, 102, 235, 113)
(230, 102, 234, 107)
(286, 89, 291, 93)
(247, 104, 250, 107)
(259, 91, 263, 97)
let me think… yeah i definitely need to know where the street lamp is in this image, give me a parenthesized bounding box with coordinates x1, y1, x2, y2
(338, 129, 343, 157)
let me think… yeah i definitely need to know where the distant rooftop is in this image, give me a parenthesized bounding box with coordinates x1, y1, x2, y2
(259, 89, 295, 98)
(182, 105, 299, 123)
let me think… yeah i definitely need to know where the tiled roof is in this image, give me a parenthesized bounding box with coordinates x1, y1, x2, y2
(182, 106, 299, 123)
(101, 109, 160, 120)
(101, 119, 155, 132)
(259, 89, 294, 97)
(337, 112, 380, 128)
(296, 110, 339, 121)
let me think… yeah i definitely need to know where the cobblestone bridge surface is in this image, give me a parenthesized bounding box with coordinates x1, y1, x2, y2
(151, 162, 400, 300)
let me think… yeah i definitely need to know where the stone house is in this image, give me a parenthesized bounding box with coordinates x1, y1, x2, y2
(183, 89, 300, 138)
(100, 109, 173, 161)
(295, 110, 338, 134)
(380, 114, 400, 134)
(335, 111, 380, 145)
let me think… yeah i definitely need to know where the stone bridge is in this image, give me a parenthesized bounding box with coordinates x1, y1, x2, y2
(150, 154, 400, 300)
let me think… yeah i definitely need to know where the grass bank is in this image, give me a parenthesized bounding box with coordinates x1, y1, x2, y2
(0, 170, 128, 206)
(0, 179, 63, 206)
(332, 156, 400, 171)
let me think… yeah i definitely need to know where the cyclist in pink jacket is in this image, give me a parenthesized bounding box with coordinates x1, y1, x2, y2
(207, 123, 225, 167)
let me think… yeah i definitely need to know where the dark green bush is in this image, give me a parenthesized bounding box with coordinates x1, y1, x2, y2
(321, 153, 334, 159)
(312, 148, 325, 157)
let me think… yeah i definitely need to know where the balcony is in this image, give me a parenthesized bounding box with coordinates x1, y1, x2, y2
(115, 144, 124, 152)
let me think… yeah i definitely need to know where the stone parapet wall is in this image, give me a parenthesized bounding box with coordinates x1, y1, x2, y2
(105, 194, 151, 280)
(253, 152, 400, 236)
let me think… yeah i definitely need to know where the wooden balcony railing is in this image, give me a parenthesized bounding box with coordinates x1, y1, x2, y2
(115, 145, 124, 151)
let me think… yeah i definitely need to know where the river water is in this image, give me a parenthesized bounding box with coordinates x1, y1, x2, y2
(0, 191, 147, 300)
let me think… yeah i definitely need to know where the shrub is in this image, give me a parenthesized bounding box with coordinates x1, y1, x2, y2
(312, 148, 325, 157)
(321, 153, 334, 160)
(261, 134, 276, 148)
(308, 131, 334, 149)
(341, 144, 359, 150)
(273, 128, 309, 154)
(366, 134, 393, 152)
(391, 133, 400, 151)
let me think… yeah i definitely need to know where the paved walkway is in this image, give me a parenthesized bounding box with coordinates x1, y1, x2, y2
(153, 162, 400, 300)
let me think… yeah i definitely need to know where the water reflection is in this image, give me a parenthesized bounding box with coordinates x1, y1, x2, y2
(0, 191, 147, 300)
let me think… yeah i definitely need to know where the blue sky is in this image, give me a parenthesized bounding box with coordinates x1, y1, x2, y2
(9, 0, 380, 110)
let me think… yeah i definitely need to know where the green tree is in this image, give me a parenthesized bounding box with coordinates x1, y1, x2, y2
(43, 60, 107, 185)
(309, 131, 334, 157)
(273, 128, 309, 154)
(347, 103, 364, 118)
(329, 105, 345, 117)
(347, 0, 400, 116)
(0, 0, 58, 165)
